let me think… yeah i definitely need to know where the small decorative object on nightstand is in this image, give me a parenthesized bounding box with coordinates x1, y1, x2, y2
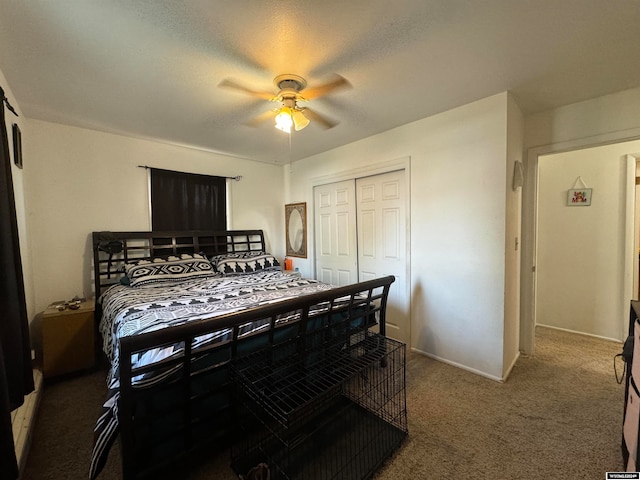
(41, 298, 95, 379)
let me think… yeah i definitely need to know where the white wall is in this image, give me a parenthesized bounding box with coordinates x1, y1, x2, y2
(635, 161, 640, 301)
(0, 67, 35, 321)
(290, 92, 517, 380)
(25, 120, 285, 314)
(503, 94, 524, 378)
(537, 142, 640, 340)
(525, 87, 640, 150)
(521, 86, 640, 352)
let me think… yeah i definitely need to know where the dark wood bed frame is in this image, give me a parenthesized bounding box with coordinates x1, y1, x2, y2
(92, 229, 268, 300)
(91, 229, 395, 479)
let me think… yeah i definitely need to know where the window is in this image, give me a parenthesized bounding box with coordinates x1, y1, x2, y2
(150, 168, 226, 231)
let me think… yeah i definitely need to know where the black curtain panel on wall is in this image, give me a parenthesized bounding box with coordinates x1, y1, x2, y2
(0, 87, 33, 479)
(150, 167, 227, 231)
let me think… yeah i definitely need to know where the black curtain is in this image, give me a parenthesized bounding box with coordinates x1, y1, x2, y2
(150, 168, 227, 231)
(0, 87, 33, 479)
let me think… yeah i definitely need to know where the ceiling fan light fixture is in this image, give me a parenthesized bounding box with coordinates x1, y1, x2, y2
(275, 106, 293, 133)
(291, 109, 310, 131)
(221, 73, 346, 132)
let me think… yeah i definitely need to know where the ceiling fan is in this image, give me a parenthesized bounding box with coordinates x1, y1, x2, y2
(219, 74, 350, 133)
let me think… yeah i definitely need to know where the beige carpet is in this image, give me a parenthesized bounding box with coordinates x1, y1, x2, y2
(375, 327, 625, 479)
(22, 326, 626, 479)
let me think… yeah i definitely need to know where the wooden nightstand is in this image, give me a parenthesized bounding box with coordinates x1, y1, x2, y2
(41, 299, 95, 379)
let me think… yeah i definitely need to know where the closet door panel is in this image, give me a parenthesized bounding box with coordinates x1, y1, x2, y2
(318, 214, 332, 256)
(357, 170, 409, 345)
(313, 180, 357, 286)
(360, 210, 376, 258)
(319, 267, 333, 284)
(336, 212, 353, 257)
(383, 208, 400, 259)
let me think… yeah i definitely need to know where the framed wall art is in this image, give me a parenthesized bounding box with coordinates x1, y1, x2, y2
(567, 188, 592, 206)
(285, 202, 307, 258)
(12, 123, 22, 169)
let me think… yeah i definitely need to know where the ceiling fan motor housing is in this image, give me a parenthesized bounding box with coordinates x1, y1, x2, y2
(274, 74, 307, 92)
(282, 97, 297, 108)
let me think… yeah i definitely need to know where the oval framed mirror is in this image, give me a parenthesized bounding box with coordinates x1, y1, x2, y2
(285, 202, 307, 258)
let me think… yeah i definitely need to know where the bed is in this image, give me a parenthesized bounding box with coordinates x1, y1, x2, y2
(88, 229, 396, 480)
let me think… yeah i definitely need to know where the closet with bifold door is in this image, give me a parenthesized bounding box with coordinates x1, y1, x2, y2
(313, 169, 410, 345)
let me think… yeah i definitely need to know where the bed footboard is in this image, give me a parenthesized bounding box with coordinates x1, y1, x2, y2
(117, 275, 395, 479)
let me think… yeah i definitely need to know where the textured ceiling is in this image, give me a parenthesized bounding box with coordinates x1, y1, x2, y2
(1, 0, 639, 164)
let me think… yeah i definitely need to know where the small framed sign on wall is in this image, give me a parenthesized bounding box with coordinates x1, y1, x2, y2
(567, 188, 592, 206)
(12, 123, 22, 169)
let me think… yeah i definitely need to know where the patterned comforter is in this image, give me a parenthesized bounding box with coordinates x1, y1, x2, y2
(90, 271, 333, 479)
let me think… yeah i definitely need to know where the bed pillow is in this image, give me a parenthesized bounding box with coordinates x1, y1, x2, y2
(214, 252, 281, 275)
(209, 251, 266, 269)
(124, 253, 217, 286)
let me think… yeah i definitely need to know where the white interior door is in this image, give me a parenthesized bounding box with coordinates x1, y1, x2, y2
(313, 180, 358, 286)
(356, 170, 409, 344)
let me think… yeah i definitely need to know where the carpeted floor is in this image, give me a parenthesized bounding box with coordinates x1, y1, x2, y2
(22, 326, 626, 479)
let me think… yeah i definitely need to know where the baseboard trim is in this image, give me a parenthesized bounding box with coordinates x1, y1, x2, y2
(502, 351, 521, 381)
(12, 368, 43, 477)
(536, 323, 623, 344)
(410, 347, 504, 382)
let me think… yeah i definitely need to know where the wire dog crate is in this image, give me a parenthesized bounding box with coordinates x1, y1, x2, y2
(231, 329, 407, 480)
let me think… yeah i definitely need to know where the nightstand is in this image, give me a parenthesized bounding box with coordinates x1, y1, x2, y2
(41, 299, 95, 378)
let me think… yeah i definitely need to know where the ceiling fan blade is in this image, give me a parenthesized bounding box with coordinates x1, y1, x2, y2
(302, 107, 338, 129)
(302, 75, 351, 100)
(244, 109, 276, 127)
(218, 79, 275, 100)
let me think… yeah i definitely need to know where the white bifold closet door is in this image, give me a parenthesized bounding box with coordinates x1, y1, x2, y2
(314, 170, 409, 344)
(314, 179, 358, 286)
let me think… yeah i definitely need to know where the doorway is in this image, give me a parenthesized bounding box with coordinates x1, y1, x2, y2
(529, 140, 640, 351)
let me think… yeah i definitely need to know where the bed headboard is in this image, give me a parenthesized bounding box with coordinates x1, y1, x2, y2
(91, 229, 266, 298)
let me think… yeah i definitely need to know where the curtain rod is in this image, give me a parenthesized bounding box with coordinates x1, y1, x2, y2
(0, 87, 19, 117)
(138, 165, 242, 181)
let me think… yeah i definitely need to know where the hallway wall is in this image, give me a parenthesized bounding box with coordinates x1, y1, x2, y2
(536, 140, 640, 340)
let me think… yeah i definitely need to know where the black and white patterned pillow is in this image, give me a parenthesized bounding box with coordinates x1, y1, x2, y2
(215, 253, 281, 275)
(210, 251, 265, 268)
(125, 253, 217, 286)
